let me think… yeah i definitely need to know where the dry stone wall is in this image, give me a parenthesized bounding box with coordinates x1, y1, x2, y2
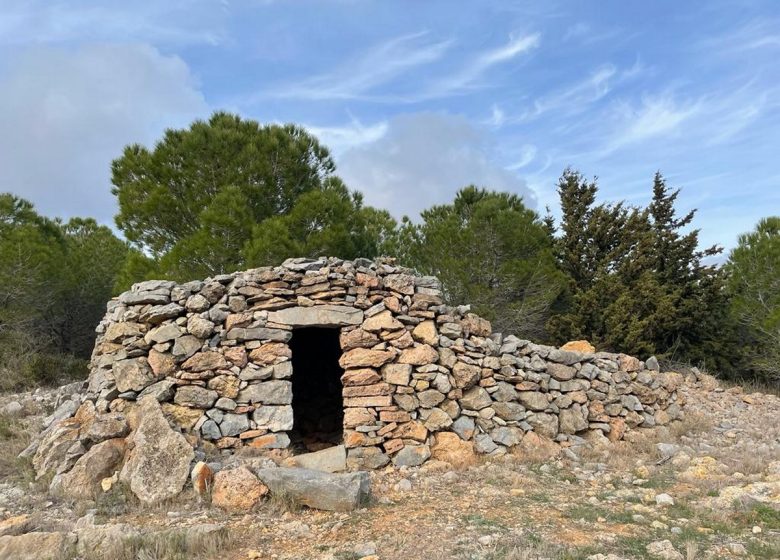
(84, 257, 683, 470)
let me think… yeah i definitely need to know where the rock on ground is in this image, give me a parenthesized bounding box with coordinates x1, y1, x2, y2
(255, 467, 371, 512)
(0, 531, 77, 560)
(211, 466, 269, 512)
(119, 396, 194, 504)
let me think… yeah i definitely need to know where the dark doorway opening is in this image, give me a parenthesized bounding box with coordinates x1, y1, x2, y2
(289, 327, 344, 452)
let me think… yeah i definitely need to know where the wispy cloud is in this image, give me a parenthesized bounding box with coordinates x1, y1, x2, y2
(699, 18, 780, 53)
(523, 64, 617, 120)
(421, 33, 540, 99)
(266, 32, 452, 101)
(305, 117, 388, 154)
(242, 31, 540, 105)
(603, 93, 701, 153)
(0, 1, 227, 46)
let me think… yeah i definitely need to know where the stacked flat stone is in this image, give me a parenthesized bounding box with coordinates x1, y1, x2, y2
(85, 256, 684, 470)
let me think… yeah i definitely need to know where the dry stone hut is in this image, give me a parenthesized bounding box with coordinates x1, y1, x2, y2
(78, 257, 683, 472)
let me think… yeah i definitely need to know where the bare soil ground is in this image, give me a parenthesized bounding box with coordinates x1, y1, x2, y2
(0, 375, 778, 560)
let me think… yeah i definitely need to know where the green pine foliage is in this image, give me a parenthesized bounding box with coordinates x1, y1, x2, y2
(0, 194, 128, 389)
(111, 112, 395, 281)
(396, 186, 565, 340)
(243, 178, 397, 267)
(548, 170, 731, 370)
(725, 217, 780, 381)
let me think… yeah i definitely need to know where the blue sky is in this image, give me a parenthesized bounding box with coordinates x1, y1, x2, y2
(1, 1, 778, 252)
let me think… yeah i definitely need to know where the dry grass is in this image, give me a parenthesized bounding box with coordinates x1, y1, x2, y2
(263, 488, 301, 515)
(719, 376, 780, 397)
(0, 412, 35, 481)
(77, 525, 232, 560)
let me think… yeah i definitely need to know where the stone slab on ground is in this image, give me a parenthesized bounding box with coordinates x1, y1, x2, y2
(255, 467, 371, 511)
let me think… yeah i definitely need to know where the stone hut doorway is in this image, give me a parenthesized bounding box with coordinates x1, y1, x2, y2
(288, 327, 345, 451)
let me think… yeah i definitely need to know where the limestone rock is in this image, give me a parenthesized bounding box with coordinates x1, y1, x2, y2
(174, 386, 218, 409)
(182, 351, 228, 372)
(283, 445, 347, 473)
(32, 418, 81, 479)
(238, 381, 293, 405)
(140, 303, 184, 324)
(114, 358, 159, 393)
(249, 342, 291, 364)
(412, 320, 438, 344)
(248, 432, 291, 449)
(383, 363, 411, 386)
(256, 467, 370, 511)
(341, 368, 382, 386)
(418, 389, 445, 408)
(363, 310, 403, 332)
(490, 426, 522, 447)
(82, 412, 129, 443)
(561, 340, 595, 353)
(339, 348, 395, 369)
(527, 412, 559, 439)
(518, 391, 548, 411)
(219, 413, 250, 437)
(559, 405, 589, 434)
(431, 432, 476, 468)
(340, 328, 380, 350)
(104, 321, 143, 343)
(0, 531, 77, 560)
(646, 540, 683, 560)
(147, 350, 176, 376)
(120, 396, 194, 504)
(492, 401, 525, 421)
(460, 386, 492, 410)
(226, 327, 292, 342)
(452, 415, 476, 440)
(161, 403, 203, 430)
(172, 334, 201, 360)
(212, 466, 268, 512)
(50, 438, 125, 498)
(268, 305, 363, 327)
(392, 444, 431, 467)
(187, 315, 215, 339)
(423, 407, 453, 431)
(461, 314, 491, 337)
(75, 524, 140, 558)
(145, 323, 181, 344)
(474, 433, 499, 454)
(452, 362, 481, 389)
(398, 344, 438, 366)
(547, 362, 576, 381)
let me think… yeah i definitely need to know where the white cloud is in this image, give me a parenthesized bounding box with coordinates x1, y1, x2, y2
(422, 33, 540, 99)
(268, 32, 452, 101)
(506, 144, 538, 170)
(0, 0, 227, 46)
(336, 113, 536, 219)
(604, 94, 700, 153)
(0, 44, 209, 223)
(253, 31, 540, 104)
(525, 64, 616, 119)
(305, 118, 389, 154)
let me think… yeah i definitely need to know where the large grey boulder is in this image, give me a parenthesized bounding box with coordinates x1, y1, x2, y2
(255, 467, 370, 511)
(120, 396, 194, 504)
